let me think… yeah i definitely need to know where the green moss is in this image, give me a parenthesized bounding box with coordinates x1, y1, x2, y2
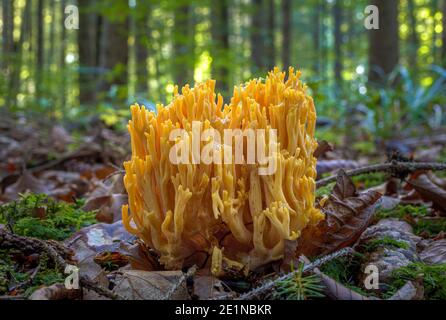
(413, 218, 446, 237)
(319, 253, 373, 297)
(0, 193, 96, 241)
(352, 172, 386, 189)
(363, 236, 409, 252)
(385, 263, 446, 300)
(316, 182, 335, 198)
(0, 249, 64, 297)
(376, 204, 429, 220)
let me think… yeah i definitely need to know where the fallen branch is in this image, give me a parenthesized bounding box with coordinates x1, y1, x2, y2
(316, 161, 446, 188)
(0, 229, 122, 300)
(232, 247, 354, 300)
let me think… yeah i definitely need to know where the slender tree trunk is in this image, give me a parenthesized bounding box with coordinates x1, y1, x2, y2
(135, 1, 150, 94)
(368, 0, 399, 85)
(312, 0, 320, 74)
(250, 0, 266, 75)
(78, 0, 100, 105)
(98, 12, 129, 100)
(333, 0, 343, 85)
(442, 0, 446, 66)
(211, 0, 230, 96)
(36, 0, 45, 98)
(8, 0, 31, 107)
(60, 0, 67, 113)
(173, 3, 193, 87)
(1, 0, 14, 72)
(265, 0, 275, 70)
(407, 0, 418, 70)
(281, 0, 292, 69)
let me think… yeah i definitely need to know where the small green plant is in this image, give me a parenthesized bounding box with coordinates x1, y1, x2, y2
(376, 204, 429, 220)
(413, 218, 446, 238)
(0, 249, 64, 297)
(273, 263, 325, 300)
(0, 193, 96, 241)
(386, 263, 446, 300)
(362, 236, 409, 252)
(352, 173, 387, 189)
(316, 183, 335, 198)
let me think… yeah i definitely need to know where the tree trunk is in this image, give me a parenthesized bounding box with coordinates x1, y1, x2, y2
(333, 0, 343, 85)
(368, 0, 399, 85)
(36, 0, 45, 98)
(250, 0, 266, 75)
(78, 0, 100, 105)
(135, 1, 150, 94)
(211, 0, 230, 96)
(442, 0, 446, 66)
(8, 0, 31, 107)
(1, 0, 14, 72)
(98, 12, 129, 100)
(173, 3, 193, 87)
(312, 0, 320, 74)
(60, 0, 67, 112)
(265, 0, 275, 70)
(281, 0, 292, 69)
(407, 0, 418, 70)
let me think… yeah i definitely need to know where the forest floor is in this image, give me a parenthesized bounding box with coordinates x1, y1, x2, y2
(1, 114, 446, 300)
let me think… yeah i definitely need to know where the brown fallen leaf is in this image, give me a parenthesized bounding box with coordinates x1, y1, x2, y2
(297, 170, 382, 257)
(83, 194, 127, 223)
(112, 270, 190, 300)
(407, 174, 446, 212)
(29, 284, 81, 300)
(313, 140, 333, 159)
(3, 171, 50, 200)
(419, 239, 446, 265)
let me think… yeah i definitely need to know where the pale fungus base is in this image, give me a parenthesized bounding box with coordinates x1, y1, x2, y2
(122, 67, 324, 272)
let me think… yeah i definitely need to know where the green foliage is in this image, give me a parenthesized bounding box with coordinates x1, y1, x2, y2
(362, 236, 410, 252)
(376, 204, 429, 220)
(0, 193, 96, 241)
(386, 263, 446, 300)
(352, 172, 386, 189)
(413, 218, 446, 237)
(273, 263, 325, 300)
(319, 253, 372, 297)
(0, 249, 64, 297)
(316, 183, 335, 198)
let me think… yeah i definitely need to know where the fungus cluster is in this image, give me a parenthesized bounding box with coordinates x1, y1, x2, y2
(122, 67, 323, 272)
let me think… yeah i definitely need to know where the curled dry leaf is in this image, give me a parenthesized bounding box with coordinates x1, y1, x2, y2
(298, 170, 382, 258)
(420, 239, 446, 265)
(112, 270, 189, 300)
(3, 171, 49, 200)
(29, 283, 81, 300)
(65, 221, 135, 283)
(407, 174, 446, 212)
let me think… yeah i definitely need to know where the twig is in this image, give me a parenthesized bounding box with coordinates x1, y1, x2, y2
(227, 248, 354, 301)
(0, 229, 123, 300)
(316, 161, 446, 188)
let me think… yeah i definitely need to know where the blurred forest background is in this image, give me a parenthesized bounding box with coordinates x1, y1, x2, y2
(1, 0, 446, 145)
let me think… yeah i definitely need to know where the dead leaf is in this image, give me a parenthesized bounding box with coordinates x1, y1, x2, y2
(388, 281, 424, 300)
(318, 272, 371, 300)
(407, 174, 446, 212)
(192, 274, 231, 300)
(313, 140, 333, 159)
(3, 171, 50, 200)
(297, 171, 382, 257)
(419, 239, 446, 265)
(83, 193, 127, 223)
(112, 270, 189, 300)
(65, 221, 135, 283)
(29, 284, 81, 300)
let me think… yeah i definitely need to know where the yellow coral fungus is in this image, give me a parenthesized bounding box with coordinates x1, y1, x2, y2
(122, 67, 324, 271)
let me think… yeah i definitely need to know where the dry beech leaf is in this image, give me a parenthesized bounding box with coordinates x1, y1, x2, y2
(65, 221, 135, 283)
(4, 171, 49, 200)
(298, 171, 382, 257)
(420, 239, 446, 265)
(313, 140, 333, 159)
(317, 272, 371, 300)
(112, 270, 189, 300)
(192, 274, 230, 300)
(29, 283, 81, 300)
(83, 193, 127, 223)
(407, 174, 446, 211)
